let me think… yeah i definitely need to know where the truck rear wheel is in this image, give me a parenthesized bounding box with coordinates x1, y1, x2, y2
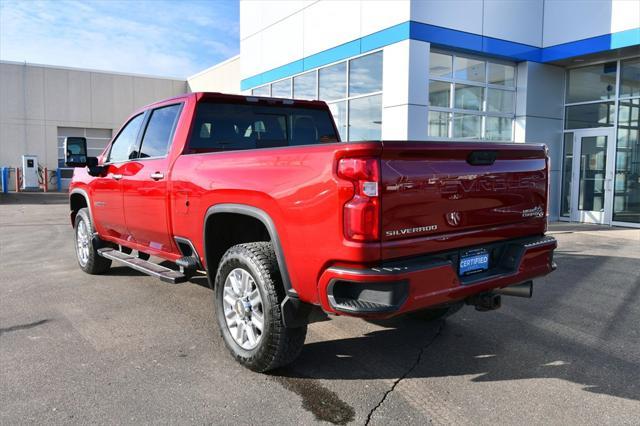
(214, 242, 306, 372)
(74, 208, 111, 274)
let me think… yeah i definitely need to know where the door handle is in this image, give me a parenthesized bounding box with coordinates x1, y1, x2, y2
(112, 174, 123, 180)
(150, 172, 164, 181)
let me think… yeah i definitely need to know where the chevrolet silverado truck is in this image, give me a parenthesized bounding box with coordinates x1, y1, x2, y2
(65, 92, 557, 372)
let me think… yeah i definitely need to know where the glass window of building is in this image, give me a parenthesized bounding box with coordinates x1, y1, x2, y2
(454, 56, 485, 82)
(614, 97, 640, 223)
(454, 84, 483, 111)
(620, 58, 640, 98)
(429, 52, 452, 78)
(328, 101, 347, 141)
(566, 62, 617, 103)
(561, 56, 640, 226)
(452, 114, 482, 139)
(319, 62, 347, 101)
(252, 51, 383, 142)
(428, 111, 450, 138)
(293, 71, 317, 100)
(488, 63, 515, 87)
(429, 80, 450, 108)
(271, 79, 292, 98)
(486, 88, 514, 114)
(348, 95, 382, 141)
(565, 102, 615, 129)
(485, 116, 513, 141)
(428, 50, 515, 140)
(251, 85, 270, 97)
(349, 51, 383, 96)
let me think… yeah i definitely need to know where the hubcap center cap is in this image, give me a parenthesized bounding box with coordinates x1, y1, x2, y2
(234, 299, 251, 319)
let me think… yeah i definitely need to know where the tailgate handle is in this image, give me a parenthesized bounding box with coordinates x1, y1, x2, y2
(467, 151, 497, 166)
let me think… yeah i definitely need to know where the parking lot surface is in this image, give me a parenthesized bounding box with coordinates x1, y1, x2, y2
(1, 193, 639, 424)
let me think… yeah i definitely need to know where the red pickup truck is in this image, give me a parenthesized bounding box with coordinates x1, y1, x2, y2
(66, 92, 556, 372)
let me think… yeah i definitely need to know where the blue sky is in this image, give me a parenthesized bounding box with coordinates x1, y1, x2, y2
(0, 0, 239, 78)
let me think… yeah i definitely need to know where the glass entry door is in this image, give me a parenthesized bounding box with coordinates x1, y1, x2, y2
(570, 128, 616, 224)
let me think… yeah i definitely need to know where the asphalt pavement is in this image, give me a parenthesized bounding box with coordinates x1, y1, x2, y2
(1, 193, 639, 424)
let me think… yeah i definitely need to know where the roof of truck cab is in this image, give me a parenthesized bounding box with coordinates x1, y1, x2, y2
(134, 92, 331, 119)
(195, 92, 330, 108)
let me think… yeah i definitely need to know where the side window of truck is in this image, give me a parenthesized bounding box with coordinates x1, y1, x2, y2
(138, 104, 182, 158)
(107, 113, 145, 163)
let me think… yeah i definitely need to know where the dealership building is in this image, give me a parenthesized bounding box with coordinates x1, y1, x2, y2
(1, 0, 639, 227)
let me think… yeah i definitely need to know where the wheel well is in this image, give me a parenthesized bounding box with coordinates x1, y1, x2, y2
(204, 213, 271, 283)
(70, 193, 88, 224)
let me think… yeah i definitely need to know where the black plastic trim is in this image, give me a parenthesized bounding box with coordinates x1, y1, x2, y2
(280, 296, 328, 328)
(327, 235, 556, 286)
(203, 203, 295, 297)
(69, 188, 93, 225)
(327, 278, 409, 314)
(174, 236, 204, 269)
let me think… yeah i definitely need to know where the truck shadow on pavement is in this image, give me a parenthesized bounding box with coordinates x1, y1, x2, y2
(277, 251, 640, 403)
(282, 314, 639, 402)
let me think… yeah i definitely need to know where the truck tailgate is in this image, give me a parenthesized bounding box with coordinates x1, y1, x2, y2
(380, 141, 548, 260)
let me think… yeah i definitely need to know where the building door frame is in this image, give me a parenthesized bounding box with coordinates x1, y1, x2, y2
(569, 127, 616, 225)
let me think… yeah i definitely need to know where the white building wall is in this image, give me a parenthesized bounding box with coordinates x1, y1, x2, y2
(514, 61, 566, 220)
(239, 0, 411, 80)
(543, 0, 640, 47)
(381, 40, 430, 140)
(240, 0, 639, 86)
(187, 55, 241, 93)
(410, 0, 484, 36)
(0, 61, 186, 171)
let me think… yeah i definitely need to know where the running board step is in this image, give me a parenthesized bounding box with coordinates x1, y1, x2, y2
(176, 256, 199, 270)
(98, 248, 188, 284)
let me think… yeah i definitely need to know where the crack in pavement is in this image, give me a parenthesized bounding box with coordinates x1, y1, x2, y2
(0, 319, 50, 335)
(364, 320, 446, 425)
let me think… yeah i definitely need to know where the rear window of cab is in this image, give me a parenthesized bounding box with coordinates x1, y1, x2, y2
(186, 102, 340, 153)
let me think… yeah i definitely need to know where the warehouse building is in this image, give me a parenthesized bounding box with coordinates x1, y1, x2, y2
(1, 0, 639, 228)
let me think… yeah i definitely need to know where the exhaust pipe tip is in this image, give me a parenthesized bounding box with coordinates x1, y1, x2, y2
(494, 281, 533, 298)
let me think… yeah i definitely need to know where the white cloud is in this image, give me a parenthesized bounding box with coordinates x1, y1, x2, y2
(0, 0, 239, 78)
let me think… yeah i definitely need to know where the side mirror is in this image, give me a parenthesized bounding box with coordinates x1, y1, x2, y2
(64, 137, 88, 167)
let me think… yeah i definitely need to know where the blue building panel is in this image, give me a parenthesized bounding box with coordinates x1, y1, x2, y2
(241, 21, 640, 90)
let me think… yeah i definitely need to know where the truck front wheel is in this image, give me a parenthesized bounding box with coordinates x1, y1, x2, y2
(214, 242, 306, 372)
(74, 208, 111, 274)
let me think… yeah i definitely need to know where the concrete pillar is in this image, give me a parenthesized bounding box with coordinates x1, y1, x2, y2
(514, 62, 566, 220)
(381, 39, 430, 140)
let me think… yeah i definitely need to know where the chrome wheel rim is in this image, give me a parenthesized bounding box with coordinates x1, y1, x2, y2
(76, 219, 90, 267)
(222, 268, 264, 350)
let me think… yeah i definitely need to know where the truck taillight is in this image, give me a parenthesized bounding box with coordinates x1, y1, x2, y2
(337, 157, 380, 242)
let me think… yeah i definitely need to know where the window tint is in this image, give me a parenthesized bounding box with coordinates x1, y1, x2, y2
(107, 114, 144, 163)
(188, 102, 339, 153)
(139, 104, 182, 158)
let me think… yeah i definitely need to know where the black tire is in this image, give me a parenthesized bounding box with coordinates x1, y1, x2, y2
(74, 208, 111, 274)
(409, 302, 463, 321)
(214, 242, 306, 372)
